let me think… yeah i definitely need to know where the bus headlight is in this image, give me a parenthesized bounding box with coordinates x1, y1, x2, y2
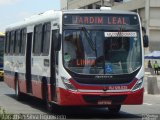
(61, 77, 77, 91)
(132, 78, 143, 92)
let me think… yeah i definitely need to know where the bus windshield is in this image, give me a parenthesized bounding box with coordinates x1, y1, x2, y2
(63, 28, 141, 75)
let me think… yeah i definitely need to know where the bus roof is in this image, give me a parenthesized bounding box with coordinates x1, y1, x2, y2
(6, 9, 138, 31)
(62, 8, 137, 15)
(6, 10, 62, 31)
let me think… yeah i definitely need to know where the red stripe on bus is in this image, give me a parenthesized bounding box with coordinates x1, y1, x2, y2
(31, 81, 52, 101)
(47, 84, 52, 101)
(32, 80, 43, 99)
(19, 80, 27, 93)
(70, 78, 137, 90)
(4, 74, 15, 89)
(57, 87, 87, 106)
(124, 88, 144, 104)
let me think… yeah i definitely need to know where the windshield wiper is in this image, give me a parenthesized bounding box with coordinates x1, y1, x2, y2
(82, 27, 96, 51)
(81, 27, 99, 73)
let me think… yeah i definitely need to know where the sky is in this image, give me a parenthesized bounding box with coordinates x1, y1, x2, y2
(0, 0, 60, 32)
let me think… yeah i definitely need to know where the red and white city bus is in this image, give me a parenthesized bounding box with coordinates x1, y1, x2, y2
(4, 8, 147, 113)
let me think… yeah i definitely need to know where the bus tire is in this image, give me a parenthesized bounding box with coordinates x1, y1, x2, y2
(108, 105, 121, 114)
(15, 78, 23, 101)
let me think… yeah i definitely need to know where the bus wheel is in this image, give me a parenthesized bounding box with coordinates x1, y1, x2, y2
(108, 105, 121, 114)
(15, 79, 23, 100)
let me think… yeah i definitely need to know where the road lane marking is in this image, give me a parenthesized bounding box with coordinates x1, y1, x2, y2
(143, 103, 152, 106)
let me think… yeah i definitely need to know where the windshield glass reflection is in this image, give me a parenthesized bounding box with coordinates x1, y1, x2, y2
(63, 29, 141, 75)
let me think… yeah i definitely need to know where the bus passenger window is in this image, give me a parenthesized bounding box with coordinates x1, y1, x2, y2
(42, 23, 51, 56)
(10, 31, 15, 55)
(20, 28, 26, 55)
(15, 30, 21, 55)
(33, 24, 43, 55)
(5, 32, 10, 54)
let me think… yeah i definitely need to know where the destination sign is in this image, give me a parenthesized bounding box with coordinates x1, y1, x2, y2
(63, 14, 139, 25)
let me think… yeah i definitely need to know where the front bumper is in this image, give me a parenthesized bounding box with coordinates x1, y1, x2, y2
(57, 87, 144, 106)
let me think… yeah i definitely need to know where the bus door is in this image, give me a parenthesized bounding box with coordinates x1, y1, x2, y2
(50, 26, 59, 101)
(26, 32, 32, 93)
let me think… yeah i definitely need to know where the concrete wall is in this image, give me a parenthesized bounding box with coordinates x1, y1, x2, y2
(148, 0, 160, 51)
(61, 0, 119, 9)
(113, 0, 160, 51)
(61, 0, 67, 10)
(70, 0, 99, 9)
(138, 8, 145, 27)
(63, 0, 100, 9)
(113, 0, 145, 10)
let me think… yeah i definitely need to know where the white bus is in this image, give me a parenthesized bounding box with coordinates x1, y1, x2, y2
(4, 9, 148, 113)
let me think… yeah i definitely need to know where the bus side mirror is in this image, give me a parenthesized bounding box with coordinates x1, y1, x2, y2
(143, 34, 149, 48)
(142, 26, 149, 47)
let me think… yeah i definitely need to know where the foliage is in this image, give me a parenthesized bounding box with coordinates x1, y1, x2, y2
(0, 106, 14, 120)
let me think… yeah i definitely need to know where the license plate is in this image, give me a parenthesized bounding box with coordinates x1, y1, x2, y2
(97, 100, 112, 105)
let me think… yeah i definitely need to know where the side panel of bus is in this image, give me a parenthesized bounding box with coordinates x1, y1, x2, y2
(30, 20, 61, 102)
(4, 29, 27, 92)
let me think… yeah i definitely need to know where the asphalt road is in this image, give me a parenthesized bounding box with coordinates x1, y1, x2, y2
(0, 76, 160, 120)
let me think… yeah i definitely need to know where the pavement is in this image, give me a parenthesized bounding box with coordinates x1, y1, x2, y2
(0, 80, 159, 120)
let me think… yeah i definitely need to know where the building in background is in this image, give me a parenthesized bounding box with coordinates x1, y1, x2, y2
(61, 0, 160, 52)
(113, 0, 160, 52)
(61, 0, 123, 10)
